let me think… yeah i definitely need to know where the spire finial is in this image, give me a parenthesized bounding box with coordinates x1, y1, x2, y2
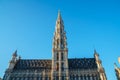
(58, 10, 60, 15)
(94, 49, 96, 53)
(94, 49, 99, 57)
(57, 10, 62, 20)
(13, 50, 17, 57)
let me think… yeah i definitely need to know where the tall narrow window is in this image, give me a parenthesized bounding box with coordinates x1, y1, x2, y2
(62, 76, 64, 80)
(41, 77, 42, 80)
(96, 75, 98, 80)
(61, 62, 64, 71)
(80, 76, 83, 80)
(92, 75, 95, 80)
(45, 77, 48, 80)
(61, 39, 63, 47)
(87, 75, 90, 80)
(56, 53, 59, 60)
(57, 39, 59, 48)
(37, 77, 39, 80)
(84, 75, 86, 80)
(56, 63, 59, 71)
(61, 53, 64, 60)
(73, 75, 75, 80)
(49, 77, 51, 80)
(56, 76, 59, 80)
(76, 75, 79, 80)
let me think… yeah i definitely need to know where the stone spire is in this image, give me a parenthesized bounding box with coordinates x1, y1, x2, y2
(51, 11, 69, 80)
(57, 10, 62, 22)
(58, 10, 61, 18)
(9, 50, 18, 69)
(53, 10, 67, 49)
(12, 50, 17, 57)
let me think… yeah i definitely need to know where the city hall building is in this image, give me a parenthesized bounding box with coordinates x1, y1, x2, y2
(3, 12, 107, 80)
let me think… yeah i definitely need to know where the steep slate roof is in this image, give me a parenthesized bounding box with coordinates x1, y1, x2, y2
(14, 59, 52, 70)
(13, 58, 97, 70)
(68, 58, 97, 70)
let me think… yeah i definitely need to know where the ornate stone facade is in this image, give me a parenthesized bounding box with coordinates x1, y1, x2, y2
(2, 11, 107, 80)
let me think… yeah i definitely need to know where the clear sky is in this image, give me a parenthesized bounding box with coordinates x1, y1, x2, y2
(0, 0, 120, 79)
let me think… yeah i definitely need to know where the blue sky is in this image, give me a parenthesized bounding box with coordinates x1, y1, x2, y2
(0, 0, 120, 79)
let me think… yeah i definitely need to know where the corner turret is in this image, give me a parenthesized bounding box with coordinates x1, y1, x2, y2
(94, 49, 107, 80)
(8, 50, 18, 69)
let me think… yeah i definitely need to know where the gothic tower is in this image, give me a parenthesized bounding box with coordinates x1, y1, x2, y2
(51, 11, 69, 80)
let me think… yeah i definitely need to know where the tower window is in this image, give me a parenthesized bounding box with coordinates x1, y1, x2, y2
(57, 39, 59, 48)
(61, 39, 64, 48)
(61, 53, 64, 60)
(61, 62, 64, 71)
(56, 53, 59, 60)
(56, 63, 59, 71)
